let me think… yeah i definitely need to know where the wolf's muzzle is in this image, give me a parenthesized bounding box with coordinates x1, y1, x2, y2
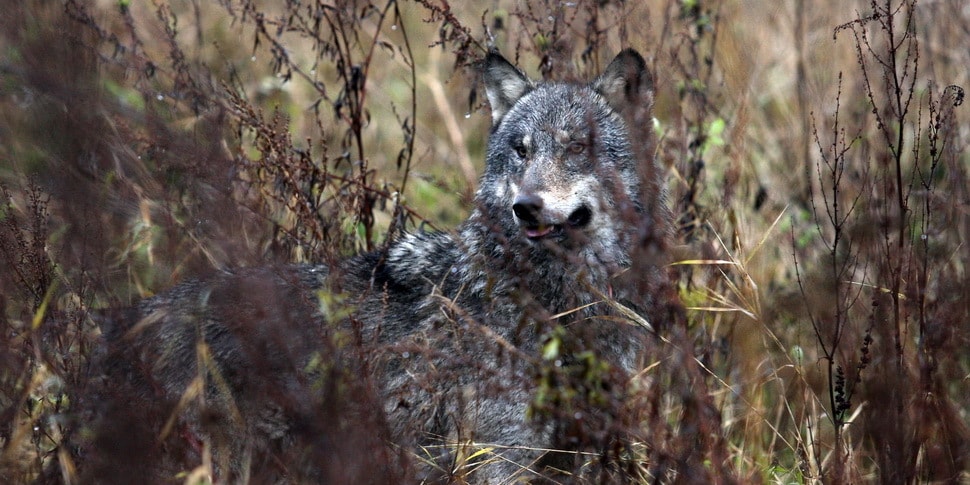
(512, 193, 592, 240)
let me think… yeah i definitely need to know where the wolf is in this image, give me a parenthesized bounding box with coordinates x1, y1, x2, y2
(89, 48, 668, 484)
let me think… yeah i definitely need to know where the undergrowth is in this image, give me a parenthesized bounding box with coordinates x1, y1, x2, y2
(0, 0, 966, 483)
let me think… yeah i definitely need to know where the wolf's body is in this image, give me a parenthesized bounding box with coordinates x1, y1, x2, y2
(94, 49, 667, 483)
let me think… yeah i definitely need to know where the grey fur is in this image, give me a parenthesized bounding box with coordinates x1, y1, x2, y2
(96, 49, 667, 484)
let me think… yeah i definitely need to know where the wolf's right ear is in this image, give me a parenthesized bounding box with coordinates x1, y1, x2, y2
(592, 49, 654, 114)
(483, 51, 534, 126)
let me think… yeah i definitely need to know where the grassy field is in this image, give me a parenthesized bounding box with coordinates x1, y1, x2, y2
(1, 0, 967, 482)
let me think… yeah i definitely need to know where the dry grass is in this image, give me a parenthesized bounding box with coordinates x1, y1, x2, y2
(1, 0, 967, 483)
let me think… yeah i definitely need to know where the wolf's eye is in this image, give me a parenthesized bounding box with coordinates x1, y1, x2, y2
(512, 141, 528, 159)
(567, 140, 587, 155)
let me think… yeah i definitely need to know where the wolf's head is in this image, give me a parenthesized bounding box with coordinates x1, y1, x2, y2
(473, 49, 656, 272)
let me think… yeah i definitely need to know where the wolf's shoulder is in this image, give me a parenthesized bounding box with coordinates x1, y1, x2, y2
(341, 230, 462, 294)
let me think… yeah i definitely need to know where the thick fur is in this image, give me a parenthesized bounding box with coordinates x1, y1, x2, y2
(91, 49, 666, 484)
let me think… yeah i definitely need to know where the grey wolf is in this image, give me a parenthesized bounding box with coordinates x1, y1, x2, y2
(90, 48, 667, 484)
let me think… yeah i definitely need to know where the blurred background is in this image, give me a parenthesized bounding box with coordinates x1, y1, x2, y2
(1, 0, 967, 482)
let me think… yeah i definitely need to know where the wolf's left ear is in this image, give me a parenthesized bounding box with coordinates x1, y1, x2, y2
(483, 51, 534, 126)
(592, 49, 654, 113)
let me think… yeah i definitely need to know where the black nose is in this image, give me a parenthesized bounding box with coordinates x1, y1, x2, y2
(567, 205, 592, 228)
(512, 193, 543, 225)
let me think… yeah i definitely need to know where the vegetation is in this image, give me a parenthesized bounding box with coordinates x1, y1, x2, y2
(1, 0, 966, 482)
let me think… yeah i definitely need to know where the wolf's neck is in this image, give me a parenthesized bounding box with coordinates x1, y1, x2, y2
(454, 212, 621, 317)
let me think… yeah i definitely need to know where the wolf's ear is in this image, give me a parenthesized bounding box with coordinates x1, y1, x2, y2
(483, 51, 534, 126)
(592, 49, 654, 113)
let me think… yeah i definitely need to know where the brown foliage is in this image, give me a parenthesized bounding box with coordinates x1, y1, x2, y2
(0, 0, 967, 483)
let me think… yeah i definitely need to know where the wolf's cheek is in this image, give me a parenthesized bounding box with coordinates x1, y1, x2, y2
(483, 178, 517, 206)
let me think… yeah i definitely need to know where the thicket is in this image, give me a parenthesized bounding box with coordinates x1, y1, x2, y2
(0, 0, 966, 483)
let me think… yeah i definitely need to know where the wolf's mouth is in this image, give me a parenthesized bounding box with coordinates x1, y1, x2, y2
(521, 206, 592, 240)
(524, 224, 562, 240)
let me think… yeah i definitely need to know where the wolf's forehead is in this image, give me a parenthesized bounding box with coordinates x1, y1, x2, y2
(500, 90, 614, 147)
(513, 85, 610, 123)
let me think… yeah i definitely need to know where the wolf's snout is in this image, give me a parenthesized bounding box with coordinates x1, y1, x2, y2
(512, 193, 544, 226)
(513, 193, 593, 240)
(566, 205, 592, 228)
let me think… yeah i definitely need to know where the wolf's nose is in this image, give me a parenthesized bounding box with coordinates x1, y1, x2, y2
(566, 205, 592, 228)
(512, 193, 543, 225)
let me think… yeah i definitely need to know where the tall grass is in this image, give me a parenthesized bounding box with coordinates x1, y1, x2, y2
(0, 0, 966, 482)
